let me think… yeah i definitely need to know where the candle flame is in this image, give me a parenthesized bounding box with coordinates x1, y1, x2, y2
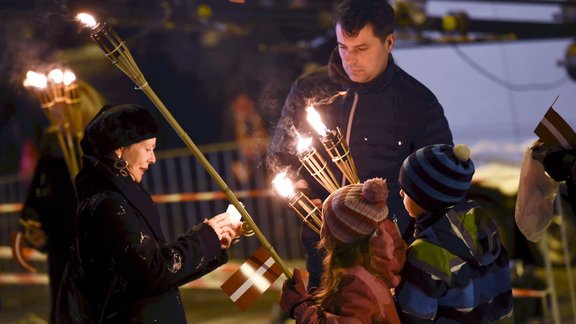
(272, 172, 295, 198)
(297, 134, 313, 153)
(48, 69, 64, 84)
(63, 70, 76, 86)
(76, 13, 98, 29)
(23, 71, 48, 89)
(306, 106, 328, 136)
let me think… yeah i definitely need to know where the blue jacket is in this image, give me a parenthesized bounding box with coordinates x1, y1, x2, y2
(395, 201, 514, 323)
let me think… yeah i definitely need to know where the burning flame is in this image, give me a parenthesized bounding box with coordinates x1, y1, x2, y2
(76, 13, 99, 29)
(23, 71, 48, 89)
(63, 71, 76, 86)
(272, 172, 295, 198)
(306, 106, 328, 136)
(296, 133, 313, 154)
(48, 69, 64, 84)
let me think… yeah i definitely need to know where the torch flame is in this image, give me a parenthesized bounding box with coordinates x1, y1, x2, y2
(76, 13, 98, 29)
(272, 172, 296, 198)
(48, 69, 64, 84)
(296, 134, 313, 154)
(63, 71, 76, 86)
(23, 71, 48, 89)
(306, 106, 328, 136)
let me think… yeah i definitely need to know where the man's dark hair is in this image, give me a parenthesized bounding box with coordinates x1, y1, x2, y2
(333, 0, 395, 42)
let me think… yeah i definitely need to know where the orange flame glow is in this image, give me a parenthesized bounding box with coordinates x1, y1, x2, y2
(296, 133, 313, 154)
(306, 106, 328, 136)
(47, 69, 64, 84)
(75, 13, 98, 29)
(23, 71, 48, 89)
(63, 71, 76, 86)
(272, 172, 295, 198)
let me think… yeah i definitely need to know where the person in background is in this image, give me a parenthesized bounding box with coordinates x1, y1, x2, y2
(69, 103, 240, 323)
(229, 91, 268, 184)
(17, 81, 104, 323)
(395, 144, 514, 323)
(267, 0, 453, 290)
(279, 178, 405, 323)
(535, 144, 576, 212)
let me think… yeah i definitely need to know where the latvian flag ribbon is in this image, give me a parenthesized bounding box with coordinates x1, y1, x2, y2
(221, 246, 283, 310)
(534, 107, 576, 149)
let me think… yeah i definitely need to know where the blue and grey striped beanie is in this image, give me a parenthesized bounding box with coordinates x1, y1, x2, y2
(399, 144, 475, 212)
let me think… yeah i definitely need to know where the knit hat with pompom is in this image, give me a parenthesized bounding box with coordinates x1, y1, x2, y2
(322, 178, 389, 245)
(399, 144, 475, 212)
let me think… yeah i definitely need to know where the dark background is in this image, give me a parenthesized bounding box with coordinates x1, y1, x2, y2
(1, 0, 575, 176)
(0, 0, 337, 175)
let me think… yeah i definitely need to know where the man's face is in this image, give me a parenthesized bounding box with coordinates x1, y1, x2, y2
(336, 23, 394, 83)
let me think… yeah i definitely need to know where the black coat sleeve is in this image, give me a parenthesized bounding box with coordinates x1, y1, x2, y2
(88, 193, 226, 294)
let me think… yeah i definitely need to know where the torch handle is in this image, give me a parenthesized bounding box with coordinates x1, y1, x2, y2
(53, 125, 78, 181)
(139, 85, 293, 279)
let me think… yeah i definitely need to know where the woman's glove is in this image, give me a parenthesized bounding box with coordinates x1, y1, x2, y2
(280, 268, 313, 319)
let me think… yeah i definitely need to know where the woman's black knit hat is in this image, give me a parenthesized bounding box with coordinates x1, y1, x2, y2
(81, 103, 159, 158)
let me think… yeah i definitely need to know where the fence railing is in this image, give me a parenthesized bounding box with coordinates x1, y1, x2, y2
(0, 141, 305, 275)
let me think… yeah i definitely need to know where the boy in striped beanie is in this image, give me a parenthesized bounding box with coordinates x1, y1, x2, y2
(395, 144, 514, 323)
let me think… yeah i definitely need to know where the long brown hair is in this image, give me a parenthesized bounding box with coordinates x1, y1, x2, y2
(313, 225, 374, 303)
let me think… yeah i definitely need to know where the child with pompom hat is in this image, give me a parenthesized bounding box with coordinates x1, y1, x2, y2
(279, 178, 405, 323)
(395, 144, 514, 323)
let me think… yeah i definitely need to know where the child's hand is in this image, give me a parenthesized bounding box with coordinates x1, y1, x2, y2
(280, 268, 313, 319)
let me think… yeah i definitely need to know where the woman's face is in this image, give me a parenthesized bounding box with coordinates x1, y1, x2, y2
(116, 138, 157, 183)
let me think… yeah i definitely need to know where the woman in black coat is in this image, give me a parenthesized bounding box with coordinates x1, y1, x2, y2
(72, 103, 238, 323)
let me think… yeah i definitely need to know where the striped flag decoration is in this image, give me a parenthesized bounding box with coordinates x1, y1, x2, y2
(220, 246, 283, 310)
(534, 106, 576, 149)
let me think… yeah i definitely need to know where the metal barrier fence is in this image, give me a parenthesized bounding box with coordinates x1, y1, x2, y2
(0, 142, 305, 275)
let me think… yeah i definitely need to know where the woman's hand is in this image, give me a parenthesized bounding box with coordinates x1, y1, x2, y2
(205, 212, 240, 249)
